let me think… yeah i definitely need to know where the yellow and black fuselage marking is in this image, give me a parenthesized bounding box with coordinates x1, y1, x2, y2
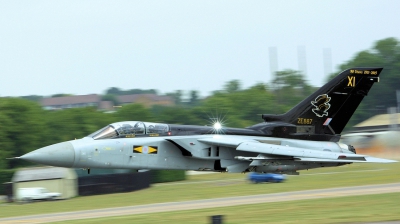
(133, 146, 158, 154)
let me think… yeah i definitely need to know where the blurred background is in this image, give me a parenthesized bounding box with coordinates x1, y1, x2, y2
(1, 1, 400, 205)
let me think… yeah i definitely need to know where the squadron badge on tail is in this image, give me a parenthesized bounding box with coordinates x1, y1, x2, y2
(311, 94, 331, 117)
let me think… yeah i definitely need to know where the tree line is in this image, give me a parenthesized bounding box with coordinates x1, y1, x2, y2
(1, 37, 399, 170)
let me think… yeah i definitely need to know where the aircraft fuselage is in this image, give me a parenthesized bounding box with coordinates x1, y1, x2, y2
(34, 133, 351, 174)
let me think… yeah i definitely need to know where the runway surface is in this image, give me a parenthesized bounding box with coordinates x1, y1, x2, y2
(1, 182, 400, 224)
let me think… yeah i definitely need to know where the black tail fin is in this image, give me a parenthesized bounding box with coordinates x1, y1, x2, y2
(261, 68, 383, 141)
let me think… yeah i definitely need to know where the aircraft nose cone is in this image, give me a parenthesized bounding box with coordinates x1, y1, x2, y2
(20, 142, 75, 167)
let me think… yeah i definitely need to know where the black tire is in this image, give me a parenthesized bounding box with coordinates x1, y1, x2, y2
(20, 198, 27, 204)
(22, 197, 32, 203)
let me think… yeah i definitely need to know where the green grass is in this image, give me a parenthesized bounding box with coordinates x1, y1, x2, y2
(1, 162, 399, 220)
(53, 192, 400, 224)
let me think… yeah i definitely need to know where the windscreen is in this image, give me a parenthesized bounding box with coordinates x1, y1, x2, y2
(88, 125, 118, 140)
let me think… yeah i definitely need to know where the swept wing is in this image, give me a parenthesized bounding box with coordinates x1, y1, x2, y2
(197, 136, 396, 163)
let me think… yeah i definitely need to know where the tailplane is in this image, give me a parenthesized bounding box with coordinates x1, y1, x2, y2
(261, 68, 383, 141)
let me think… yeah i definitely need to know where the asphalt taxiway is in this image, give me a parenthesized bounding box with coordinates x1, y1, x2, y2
(1, 182, 399, 224)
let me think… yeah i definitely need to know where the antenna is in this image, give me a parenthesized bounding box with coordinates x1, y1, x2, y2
(323, 48, 332, 79)
(269, 47, 278, 77)
(297, 46, 307, 75)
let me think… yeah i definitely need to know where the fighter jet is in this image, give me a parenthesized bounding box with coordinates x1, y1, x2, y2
(17, 68, 397, 174)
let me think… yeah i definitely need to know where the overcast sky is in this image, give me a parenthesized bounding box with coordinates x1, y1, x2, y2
(1, 1, 399, 98)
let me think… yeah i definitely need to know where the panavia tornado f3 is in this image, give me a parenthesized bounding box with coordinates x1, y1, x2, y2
(17, 68, 397, 174)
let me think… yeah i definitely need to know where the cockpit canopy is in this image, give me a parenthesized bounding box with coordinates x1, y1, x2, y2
(87, 121, 170, 140)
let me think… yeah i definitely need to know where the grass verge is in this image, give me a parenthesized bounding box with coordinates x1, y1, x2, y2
(53, 192, 400, 224)
(1, 162, 399, 219)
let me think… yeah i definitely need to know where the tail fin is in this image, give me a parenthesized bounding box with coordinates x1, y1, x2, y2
(261, 68, 382, 141)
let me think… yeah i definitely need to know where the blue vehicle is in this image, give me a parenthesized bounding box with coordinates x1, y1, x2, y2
(248, 172, 285, 183)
